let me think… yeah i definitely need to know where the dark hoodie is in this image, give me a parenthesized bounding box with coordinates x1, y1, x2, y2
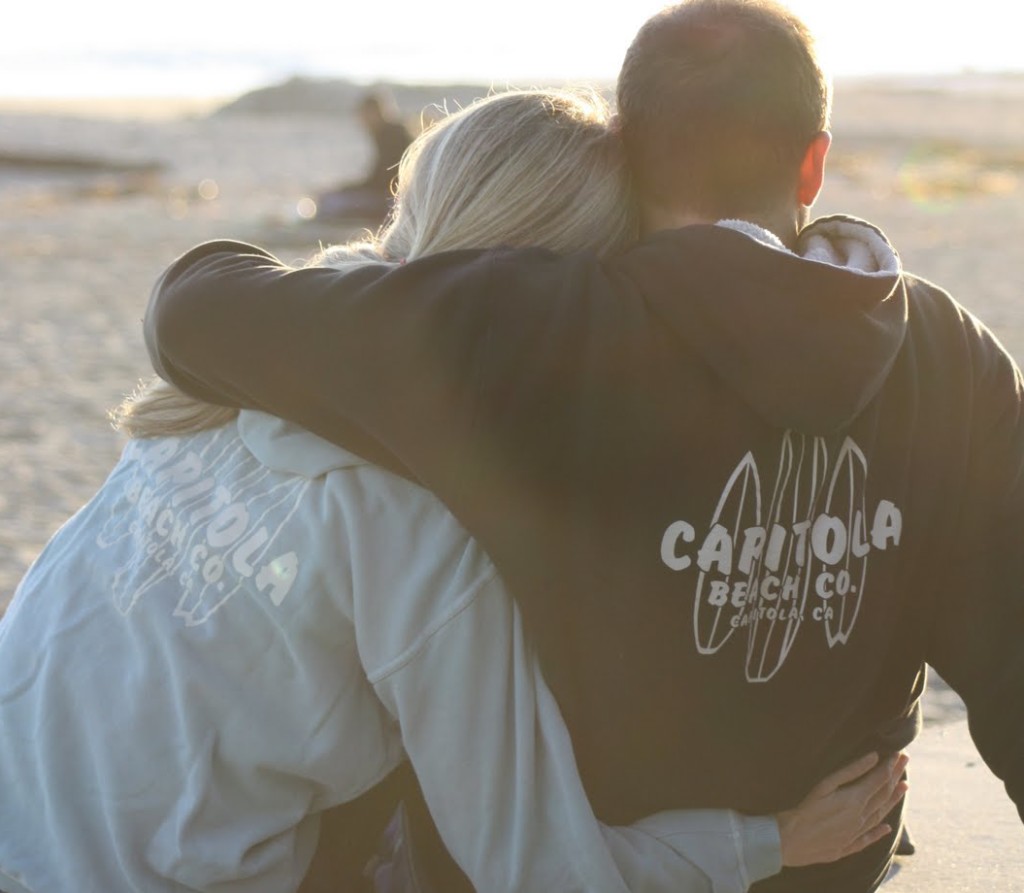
(146, 217, 1024, 891)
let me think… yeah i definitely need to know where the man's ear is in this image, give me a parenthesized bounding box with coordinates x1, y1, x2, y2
(797, 131, 832, 207)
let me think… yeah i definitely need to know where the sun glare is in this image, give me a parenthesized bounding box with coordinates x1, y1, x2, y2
(3, 0, 1023, 98)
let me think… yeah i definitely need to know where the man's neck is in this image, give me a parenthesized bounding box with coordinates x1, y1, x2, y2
(641, 204, 805, 249)
(641, 206, 715, 233)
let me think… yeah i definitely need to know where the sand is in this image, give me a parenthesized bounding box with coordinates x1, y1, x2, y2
(0, 79, 1021, 887)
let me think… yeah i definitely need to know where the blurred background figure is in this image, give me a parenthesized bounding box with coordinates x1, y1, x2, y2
(316, 90, 413, 225)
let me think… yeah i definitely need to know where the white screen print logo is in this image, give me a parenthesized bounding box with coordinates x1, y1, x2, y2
(97, 430, 304, 626)
(660, 432, 903, 682)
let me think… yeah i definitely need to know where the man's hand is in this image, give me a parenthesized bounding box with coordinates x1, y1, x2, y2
(776, 751, 909, 867)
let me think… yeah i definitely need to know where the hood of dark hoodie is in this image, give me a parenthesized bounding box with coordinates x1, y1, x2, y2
(618, 214, 907, 433)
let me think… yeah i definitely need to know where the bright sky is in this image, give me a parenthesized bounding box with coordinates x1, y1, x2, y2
(3, 1, 1022, 97)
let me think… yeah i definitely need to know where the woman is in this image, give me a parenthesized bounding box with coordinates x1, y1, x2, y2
(0, 89, 904, 893)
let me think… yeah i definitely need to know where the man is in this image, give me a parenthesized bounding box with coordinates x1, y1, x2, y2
(145, 2, 1024, 891)
(316, 90, 413, 223)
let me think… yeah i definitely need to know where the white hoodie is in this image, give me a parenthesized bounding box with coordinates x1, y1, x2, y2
(0, 411, 779, 893)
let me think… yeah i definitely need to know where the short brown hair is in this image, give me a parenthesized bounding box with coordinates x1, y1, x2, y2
(616, 0, 831, 218)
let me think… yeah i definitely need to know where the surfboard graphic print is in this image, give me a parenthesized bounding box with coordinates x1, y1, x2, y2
(820, 438, 870, 647)
(693, 451, 762, 654)
(745, 432, 827, 681)
(663, 430, 904, 682)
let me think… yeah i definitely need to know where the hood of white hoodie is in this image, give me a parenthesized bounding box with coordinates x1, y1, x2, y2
(237, 410, 367, 478)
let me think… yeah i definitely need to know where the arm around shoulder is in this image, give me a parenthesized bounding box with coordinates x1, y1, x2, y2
(143, 240, 525, 483)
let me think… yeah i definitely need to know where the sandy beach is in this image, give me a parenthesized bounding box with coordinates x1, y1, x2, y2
(0, 78, 1021, 887)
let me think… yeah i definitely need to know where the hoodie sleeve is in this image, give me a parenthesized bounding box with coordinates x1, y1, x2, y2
(144, 239, 583, 487)
(367, 566, 781, 893)
(925, 305, 1024, 823)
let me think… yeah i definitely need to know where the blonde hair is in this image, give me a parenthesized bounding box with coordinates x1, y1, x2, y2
(116, 88, 636, 439)
(383, 87, 635, 259)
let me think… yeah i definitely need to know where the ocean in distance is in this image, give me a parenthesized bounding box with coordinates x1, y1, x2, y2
(5, 43, 1024, 102)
